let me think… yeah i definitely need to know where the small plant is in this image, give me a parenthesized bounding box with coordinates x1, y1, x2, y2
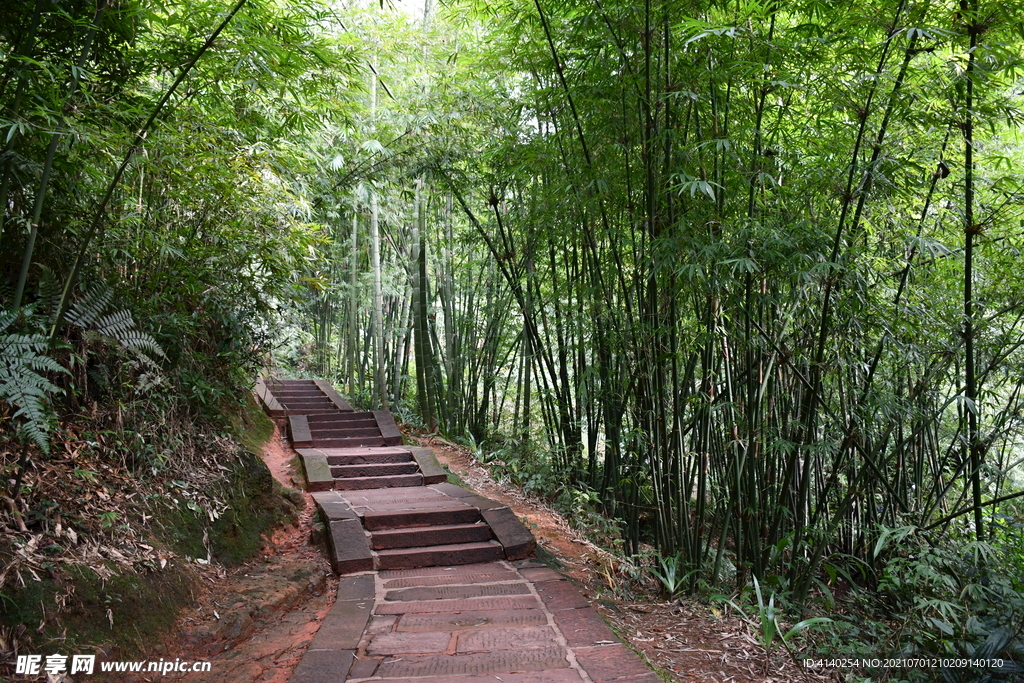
(650, 552, 690, 597)
(724, 577, 832, 671)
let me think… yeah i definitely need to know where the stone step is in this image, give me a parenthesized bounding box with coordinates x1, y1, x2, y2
(375, 540, 504, 570)
(334, 473, 423, 490)
(307, 417, 379, 429)
(278, 396, 328, 403)
(307, 411, 378, 423)
(311, 426, 383, 439)
(363, 507, 481, 531)
(316, 436, 387, 448)
(331, 461, 419, 478)
(371, 522, 493, 550)
(327, 452, 413, 466)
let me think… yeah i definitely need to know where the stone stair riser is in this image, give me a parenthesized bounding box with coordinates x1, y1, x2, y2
(334, 474, 423, 490)
(331, 462, 419, 478)
(375, 541, 503, 570)
(363, 508, 481, 531)
(326, 453, 413, 466)
(371, 523, 493, 550)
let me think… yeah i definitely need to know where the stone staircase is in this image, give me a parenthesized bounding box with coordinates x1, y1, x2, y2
(255, 378, 536, 574)
(256, 378, 352, 417)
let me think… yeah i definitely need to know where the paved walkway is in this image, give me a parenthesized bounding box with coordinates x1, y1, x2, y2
(258, 379, 660, 683)
(291, 559, 660, 682)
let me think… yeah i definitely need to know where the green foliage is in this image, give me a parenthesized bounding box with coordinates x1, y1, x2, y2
(0, 310, 66, 452)
(649, 552, 689, 598)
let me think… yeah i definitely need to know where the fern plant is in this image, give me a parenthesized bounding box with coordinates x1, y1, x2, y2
(0, 308, 68, 453)
(1, 285, 165, 458)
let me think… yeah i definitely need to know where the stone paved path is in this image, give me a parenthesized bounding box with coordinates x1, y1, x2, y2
(259, 379, 660, 683)
(290, 559, 660, 683)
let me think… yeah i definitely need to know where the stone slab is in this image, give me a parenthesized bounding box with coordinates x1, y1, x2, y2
(366, 614, 398, 634)
(321, 446, 412, 458)
(380, 562, 510, 579)
(363, 507, 480, 530)
(382, 569, 515, 588)
(300, 452, 334, 492)
(376, 540, 503, 570)
(549, 607, 618, 647)
(310, 598, 373, 650)
(347, 657, 381, 679)
(519, 567, 565, 582)
(384, 582, 530, 602)
(372, 522, 492, 550)
(335, 573, 375, 601)
(332, 462, 420, 478)
(457, 625, 557, 652)
(396, 609, 548, 632)
(408, 447, 448, 484)
(314, 379, 354, 412)
(327, 519, 373, 574)
(482, 506, 537, 560)
(328, 452, 413, 466)
(373, 410, 404, 445)
(289, 414, 313, 448)
(572, 644, 657, 682)
(374, 595, 541, 614)
(534, 579, 591, 611)
(428, 482, 473, 498)
(287, 648, 353, 683)
(366, 630, 451, 655)
(335, 473, 423, 490)
(311, 491, 359, 521)
(376, 647, 569, 678)
(254, 379, 285, 417)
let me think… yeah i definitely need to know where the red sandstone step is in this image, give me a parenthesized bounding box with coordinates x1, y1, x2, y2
(316, 436, 387, 448)
(308, 417, 378, 428)
(327, 452, 413, 466)
(371, 522, 493, 550)
(363, 507, 481, 530)
(375, 540, 504, 570)
(332, 462, 419, 478)
(282, 399, 336, 407)
(311, 427, 383, 438)
(334, 473, 423, 490)
(307, 411, 378, 423)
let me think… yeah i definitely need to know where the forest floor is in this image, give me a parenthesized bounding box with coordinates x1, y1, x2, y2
(126, 426, 832, 683)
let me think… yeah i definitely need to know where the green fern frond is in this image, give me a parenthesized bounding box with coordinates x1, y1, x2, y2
(94, 310, 135, 338)
(116, 329, 166, 359)
(36, 264, 63, 315)
(0, 311, 68, 454)
(65, 286, 114, 328)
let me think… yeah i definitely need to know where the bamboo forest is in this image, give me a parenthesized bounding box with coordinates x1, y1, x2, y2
(1, 0, 1023, 680)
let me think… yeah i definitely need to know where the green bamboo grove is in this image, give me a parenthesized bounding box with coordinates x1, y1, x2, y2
(2, 0, 1022, 622)
(296, 0, 1024, 597)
